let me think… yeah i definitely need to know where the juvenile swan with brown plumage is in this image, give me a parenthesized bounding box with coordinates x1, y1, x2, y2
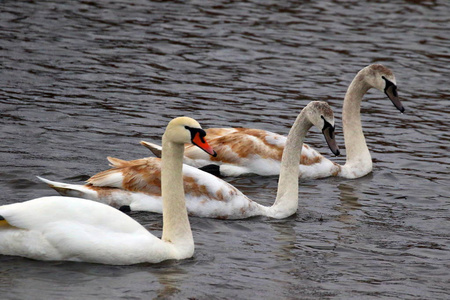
(145, 64, 404, 179)
(39, 101, 339, 219)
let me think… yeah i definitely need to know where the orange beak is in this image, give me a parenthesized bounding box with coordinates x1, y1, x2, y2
(192, 132, 217, 157)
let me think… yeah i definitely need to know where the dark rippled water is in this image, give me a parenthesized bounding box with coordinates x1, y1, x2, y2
(1, 0, 449, 299)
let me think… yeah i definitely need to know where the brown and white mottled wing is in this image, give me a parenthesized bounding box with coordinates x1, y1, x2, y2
(88, 157, 163, 196)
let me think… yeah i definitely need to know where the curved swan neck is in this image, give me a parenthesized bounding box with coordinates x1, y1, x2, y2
(161, 136, 193, 248)
(341, 72, 372, 177)
(269, 110, 311, 218)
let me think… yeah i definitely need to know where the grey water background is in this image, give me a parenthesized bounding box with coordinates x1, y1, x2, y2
(0, 0, 449, 299)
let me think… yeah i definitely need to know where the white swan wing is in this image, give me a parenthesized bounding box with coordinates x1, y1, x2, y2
(0, 196, 174, 264)
(0, 196, 147, 232)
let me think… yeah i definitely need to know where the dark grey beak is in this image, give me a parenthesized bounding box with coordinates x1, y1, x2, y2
(322, 121, 340, 156)
(383, 77, 405, 113)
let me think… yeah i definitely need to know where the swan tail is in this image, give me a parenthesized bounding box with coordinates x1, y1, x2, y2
(140, 141, 162, 158)
(37, 176, 100, 200)
(106, 156, 129, 168)
(37, 176, 138, 209)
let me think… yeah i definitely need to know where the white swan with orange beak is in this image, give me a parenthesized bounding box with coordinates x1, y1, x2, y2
(0, 117, 216, 264)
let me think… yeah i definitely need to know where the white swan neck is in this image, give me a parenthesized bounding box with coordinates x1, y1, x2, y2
(341, 72, 372, 177)
(161, 136, 193, 250)
(269, 110, 311, 218)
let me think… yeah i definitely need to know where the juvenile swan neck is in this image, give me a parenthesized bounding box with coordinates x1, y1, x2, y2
(161, 136, 193, 248)
(270, 110, 311, 218)
(341, 72, 372, 177)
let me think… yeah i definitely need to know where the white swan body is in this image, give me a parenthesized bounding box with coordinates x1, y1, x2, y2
(40, 101, 339, 219)
(145, 64, 404, 179)
(0, 117, 216, 264)
(0, 197, 178, 264)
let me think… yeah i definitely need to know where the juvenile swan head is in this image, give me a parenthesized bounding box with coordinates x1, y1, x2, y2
(359, 64, 404, 113)
(304, 101, 340, 156)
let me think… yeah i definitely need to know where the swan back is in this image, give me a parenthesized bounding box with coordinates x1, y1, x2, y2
(0, 196, 169, 264)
